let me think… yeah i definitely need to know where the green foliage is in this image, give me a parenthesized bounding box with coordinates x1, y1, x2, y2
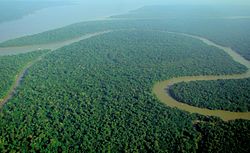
(169, 79, 250, 112)
(3, 5, 249, 60)
(0, 30, 248, 152)
(171, 18, 250, 61)
(113, 5, 250, 60)
(195, 120, 250, 153)
(0, 50, 48, 100)
(0, 21, 125, 47)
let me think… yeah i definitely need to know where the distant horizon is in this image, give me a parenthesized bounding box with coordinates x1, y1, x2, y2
(73, 0, 250, 6)
(6, 0, 250, 5)
(0, 1, 250, 42)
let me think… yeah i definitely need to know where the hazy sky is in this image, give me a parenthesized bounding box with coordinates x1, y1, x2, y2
(8, 0, 250, 6)
(73, 0, 250, 5)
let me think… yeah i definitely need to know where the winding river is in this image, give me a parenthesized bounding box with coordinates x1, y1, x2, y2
(0, 31, 112, 108)
(0, 31, 111, 56)
(153, 31, 250, 121)
(0, 29, 249, 120)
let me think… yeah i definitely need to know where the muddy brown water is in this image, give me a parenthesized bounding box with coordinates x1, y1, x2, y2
(153, 31, 250, 121)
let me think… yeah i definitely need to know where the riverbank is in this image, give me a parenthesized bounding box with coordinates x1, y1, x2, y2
(153, 31, 250, 121)
(0, 31, 112, 108)
(0, 31, 111, 56)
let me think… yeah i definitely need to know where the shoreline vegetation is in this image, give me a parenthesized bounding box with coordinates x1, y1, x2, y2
(153, 31, 250, 121)
(1, 29, 249, 121)
(0, 5, 250, 152)
(0, 29, 249, 152)
(169, 78, 250, 112)
(0, 31, 112, 108)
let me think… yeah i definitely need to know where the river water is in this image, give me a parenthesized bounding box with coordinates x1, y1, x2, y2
(0, 2, 141, 42)
(0, 31, 112, 56)
(1, 26, 249, 120)
(153, 31, 250, 121)
(0, 31, 112, 108)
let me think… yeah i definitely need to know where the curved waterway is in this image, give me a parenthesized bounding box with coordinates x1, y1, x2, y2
(1, 29, 249, 120)
(0, 31, 111, 56)
(153, 31, 250, 121)
(0, 31, 111, 108)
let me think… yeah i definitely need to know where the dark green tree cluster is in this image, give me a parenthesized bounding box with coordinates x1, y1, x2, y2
(169, 79, 250, 112)
(0, 50, 48, 100)
(112, 6, 250, 60)
(2, 6, 250, 60)
(175, 18, 250, 60)
(195, 119, 250, 153)
(0, 20, 129, 47)
(0, 30, 248, 152)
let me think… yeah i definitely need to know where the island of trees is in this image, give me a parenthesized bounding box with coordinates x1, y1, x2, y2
(0, 30, 249, 152)
(169, 79, 250, 112)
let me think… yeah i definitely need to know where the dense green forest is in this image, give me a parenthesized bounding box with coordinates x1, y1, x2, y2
(169, 79, 250, 112)
(0, 50, 48, 100)
(1, 6, 249, 60)
(167, 18, 250, 61)
(0, 20, 113, 47)
(194, 119, 250, 153)
(0, 30, 249, 152)
(113, 6, 250, 60)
